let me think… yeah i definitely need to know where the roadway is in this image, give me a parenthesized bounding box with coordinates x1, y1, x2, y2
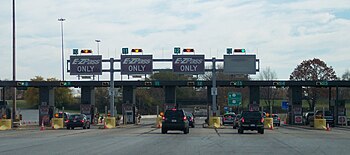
(1, 119, 350, 155)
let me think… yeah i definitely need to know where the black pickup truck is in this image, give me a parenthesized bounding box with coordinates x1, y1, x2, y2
(237, 111, 264, 134)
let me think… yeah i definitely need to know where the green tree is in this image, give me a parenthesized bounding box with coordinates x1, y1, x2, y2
(24, 76, 74, 108)
(290, 58, 337, 110)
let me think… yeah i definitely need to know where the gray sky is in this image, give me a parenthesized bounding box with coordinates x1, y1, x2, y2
(1, 0, 350, 80)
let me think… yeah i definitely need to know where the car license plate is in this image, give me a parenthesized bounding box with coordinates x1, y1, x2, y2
(73, 120, 77, 122)
(250, 124, 255, 127)
(172, 120, 177, 122)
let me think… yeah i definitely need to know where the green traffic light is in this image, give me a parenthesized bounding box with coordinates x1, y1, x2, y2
(242, 49, 246, 53)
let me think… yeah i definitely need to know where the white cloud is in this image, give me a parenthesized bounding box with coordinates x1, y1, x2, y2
(1, 0, 350, 80)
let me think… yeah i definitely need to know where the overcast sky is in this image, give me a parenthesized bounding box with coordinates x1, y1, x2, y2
(1, 0, 350, 81)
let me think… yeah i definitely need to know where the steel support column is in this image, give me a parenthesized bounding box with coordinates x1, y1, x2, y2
(249, 86, 260, 111)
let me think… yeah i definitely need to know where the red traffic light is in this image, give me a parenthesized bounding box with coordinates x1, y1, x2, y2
(131, 49, 143, 53)
(183, 49, 194, 52)
(81, 49, 93, 54)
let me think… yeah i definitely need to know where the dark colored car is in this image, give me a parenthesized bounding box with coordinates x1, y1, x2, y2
(162, 109, 189, 134)
(238, 111, 264, 134)
(272, 114, 281, 126)
(233, 114, 241, 129)
(303, 112, 314, 125)
(186, 112, 195, 128)
(66, 114, 90, 130)
(222, 113, 236, 125)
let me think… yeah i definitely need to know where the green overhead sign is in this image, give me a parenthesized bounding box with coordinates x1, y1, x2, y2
(228, 92, 242, 106)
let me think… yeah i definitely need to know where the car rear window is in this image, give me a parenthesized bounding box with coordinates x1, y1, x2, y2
(224, 114, 235, 118)
(69, 114, 82, 119)
(165, 110, 184, 118)
(242, 111, 262, 118)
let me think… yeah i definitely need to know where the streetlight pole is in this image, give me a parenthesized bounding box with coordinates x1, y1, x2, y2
(12, 0, 17, 125)
(95, 39, 101, 81)
(58, 18, 65, 81)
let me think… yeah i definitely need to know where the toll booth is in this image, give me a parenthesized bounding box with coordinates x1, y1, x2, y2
(122, 104, 137, 124)
(39, 104, 50, 126)
(330, 100, 347, 125)
(80, 104, 93, 122)
(288, 87, 303, 125)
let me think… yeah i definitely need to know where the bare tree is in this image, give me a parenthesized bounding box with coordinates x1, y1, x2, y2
(259, 67, 278, 113)
(290, 58, 337, 110)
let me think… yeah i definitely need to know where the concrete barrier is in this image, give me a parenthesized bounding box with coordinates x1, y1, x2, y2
(105, 117, 116, 129)
(52, 118, 64, 129)
(314, 119, 326, 130)
(0, 119, 12, 130)
(264, 118, 274, 129)
(209, 117, 221, 128)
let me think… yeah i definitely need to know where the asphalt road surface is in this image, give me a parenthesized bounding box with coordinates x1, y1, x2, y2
(1, 120, 350, 155)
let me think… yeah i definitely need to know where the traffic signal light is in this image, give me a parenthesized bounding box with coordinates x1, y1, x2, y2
(122, 48, 129, 54)
(131, 49, 143, 53)
(16, 82, 28, 86)
(187, 82, 195, 86)
(81, 49, 93, 54)
(183, 48, 194, 53)
(174, 47, 181, 54)
(102, 82, 110, 86)
(234, 49, 246, 53)
(60, 82, 71, 86)
(144, 82, 152, 86)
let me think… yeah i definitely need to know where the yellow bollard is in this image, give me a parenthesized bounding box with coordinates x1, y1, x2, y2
(105, 117, 116, 129)
(314, 119, 326, 130)
(51, 118, 64, 129)
(264, 118, 274, 129)
(0, 119, 12, 130)
(209, 117, 221, 128)
(156, 116, 162, 128)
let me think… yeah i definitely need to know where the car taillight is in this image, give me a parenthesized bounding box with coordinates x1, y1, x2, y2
(223, 117, 226, 121)
(190, 117, 193, 121)
(278, 117, 281, 121)
(241, 117, 245, 123)
(183, 116, 187, 120)
(81, 120, 84, 123)
(261, 118, 264, 123)
(65, 120, 69, 123)
(162, 116, 165, 120)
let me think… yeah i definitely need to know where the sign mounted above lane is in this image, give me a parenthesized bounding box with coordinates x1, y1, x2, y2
(70, 55, 102, 75)
(121, 55, 153, 75)
(172, 55, 205, 74)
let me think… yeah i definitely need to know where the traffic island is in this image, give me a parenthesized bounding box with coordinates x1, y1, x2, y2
(208, 117, 222, 128)
(264, 118, 274, 129)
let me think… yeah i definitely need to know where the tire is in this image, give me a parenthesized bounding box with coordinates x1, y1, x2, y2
(87, 125, 90, 129)
(83, 125, 86, 129)
(184, 127, 189, 134)
(72, 127, 74, 130)
(66, 127, 70, 130)
(233, 126, 236, 129)
(161, 128, 167, 134)
(238, 128, 243, 134)
(191, 124, 195, 128)
(258, 128, 264, 134)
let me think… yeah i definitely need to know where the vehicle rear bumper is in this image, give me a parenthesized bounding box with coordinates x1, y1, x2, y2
(162, 122, 187, 130)
(241, 124, 264, 130)
(66, 122, 84, 127)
